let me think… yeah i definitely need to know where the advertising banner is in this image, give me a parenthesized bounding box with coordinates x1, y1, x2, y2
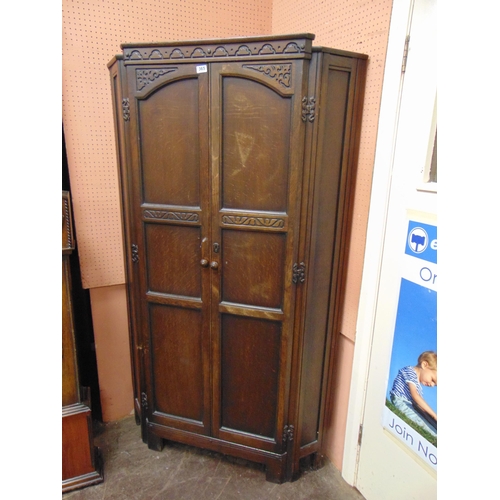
(383, 214, 437, 470)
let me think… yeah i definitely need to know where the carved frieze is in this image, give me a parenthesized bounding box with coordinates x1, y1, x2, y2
(123, 40, 307, 63)
(143, 210, 200, 223)
(221, 215, 285, 228)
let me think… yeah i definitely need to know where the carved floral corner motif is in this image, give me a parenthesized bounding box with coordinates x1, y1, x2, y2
(136, 68, 177, 91)
(243, 64, 292, 88)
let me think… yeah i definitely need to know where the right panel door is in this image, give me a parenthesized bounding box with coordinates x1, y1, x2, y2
(209, 61, 307, 454)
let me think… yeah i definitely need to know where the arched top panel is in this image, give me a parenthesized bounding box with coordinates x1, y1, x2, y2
(130, 61, 298, 99)
(137, 76, 205, 208)
(219, 75, 293, 213)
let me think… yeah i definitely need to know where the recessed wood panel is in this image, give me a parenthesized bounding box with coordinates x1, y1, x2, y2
(145, 224, 201, 297)
(300, 67, 351, 446)
(149, 304, 204, 422)
(221, 315, 281, 438)
(221, 77, 291, 212)
(221, 230, 286, 309)
(139, 78, 200, 207)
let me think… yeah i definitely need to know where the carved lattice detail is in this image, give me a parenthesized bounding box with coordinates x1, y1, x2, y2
(136, 68, 177, 91)
(243, 64, 292, 88)
(221, 215, 285, 228)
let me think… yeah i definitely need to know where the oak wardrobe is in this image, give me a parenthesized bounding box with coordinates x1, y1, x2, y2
(109, 33, 366, 483)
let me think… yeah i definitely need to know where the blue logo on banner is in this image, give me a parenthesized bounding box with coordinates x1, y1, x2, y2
(405, 221, 437, 263)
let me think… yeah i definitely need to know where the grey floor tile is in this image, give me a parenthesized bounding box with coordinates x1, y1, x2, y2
(62, 417, 365, 500)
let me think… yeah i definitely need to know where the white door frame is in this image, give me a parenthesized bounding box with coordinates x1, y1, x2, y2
(342, 0, 416, 486)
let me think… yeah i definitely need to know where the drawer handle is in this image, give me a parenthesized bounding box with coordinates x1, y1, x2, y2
(210, 261, 219, 270)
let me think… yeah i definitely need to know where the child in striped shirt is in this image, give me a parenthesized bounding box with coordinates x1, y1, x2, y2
(389, 351, 437, 437)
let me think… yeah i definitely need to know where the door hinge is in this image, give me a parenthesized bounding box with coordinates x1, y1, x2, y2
(301, 96, 316, 122)
(358, 424, 363, 446)
(292, 262, 306, 284)
(401, 35, 410, 73)
(122, 98, 130, 121)
(283, 424, 295, 443)
(141, 392, 148, 410)
(131, 243, 139, 263)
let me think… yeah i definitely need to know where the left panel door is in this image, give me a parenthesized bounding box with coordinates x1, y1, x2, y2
(125, 64, 211, 436)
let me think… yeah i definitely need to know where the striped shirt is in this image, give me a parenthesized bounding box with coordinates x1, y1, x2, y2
(390, 366, 423, 402)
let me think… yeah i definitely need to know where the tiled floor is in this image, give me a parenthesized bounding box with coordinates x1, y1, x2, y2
(63, 416, 365, 500)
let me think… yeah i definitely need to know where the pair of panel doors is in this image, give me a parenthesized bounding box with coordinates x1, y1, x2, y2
(123, 59, 309, 456)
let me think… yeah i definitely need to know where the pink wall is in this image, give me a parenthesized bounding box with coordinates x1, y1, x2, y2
(272, 0, 393, 469)
(322, 335, 356, 468)
(89, 285, 134, 422)
(63, 0, 272, 290)
(63, 0, 393, 471)
(63, 0, 273, 423)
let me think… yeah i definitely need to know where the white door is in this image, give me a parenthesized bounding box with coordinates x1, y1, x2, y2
(347, 0, 437, 498)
